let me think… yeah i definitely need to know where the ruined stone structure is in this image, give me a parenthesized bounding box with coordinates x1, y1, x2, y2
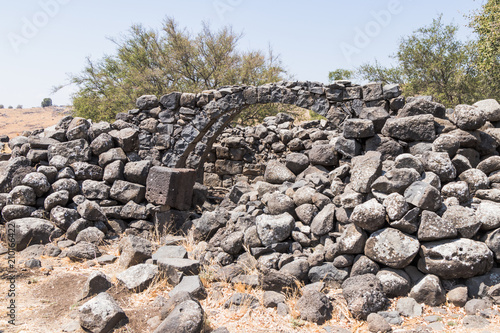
(3, 81, 500, 331)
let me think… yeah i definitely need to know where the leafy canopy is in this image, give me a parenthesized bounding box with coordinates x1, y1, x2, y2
(65, 18, 286, 122)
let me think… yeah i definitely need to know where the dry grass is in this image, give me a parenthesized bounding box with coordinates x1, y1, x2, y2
(2, 234, 500, 332)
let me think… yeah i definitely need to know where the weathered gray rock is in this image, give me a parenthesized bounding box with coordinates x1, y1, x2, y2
(308, 144, 338, 166)
(442, 205, 481, 238)
(450, 104, 486, 130)
(75, 227, 105, 245)
(156, 258, 200, 275)
(350, 199, 386, 232)
(117, 263, 158, 292)
(381, 114, 436, 141)
(266, 192, 295, 215)
(21, 172, 50, 197)
(67, 242, 101, 261)
(350, 151, 382, 194)
(474, 99, 500, 122)
(477, 201, 500, 230)
(342, 274, 389, 320)
(44, 190, 69, 211)
(295, 204, 318, 225)
(8, 185, 36, 206)
(418, 239, 494, 279)
(285, 153, 309, 175)
(421, 151, 456, 182)
(404, 181, 442, 211)
(48, 139, 91, 165)
(350, 255, 379, 276)
(376, 268, 411, 298)
(168, 275, 207, 300)
(124, 160, 151, 185)
(310, 204, 335, 236)
(296, 290, 332, 324)
(50, 206, 80, 230)
(81, 180, 110, 200)
(398, 99, 446, 118)
(383, 193, 409, 221)
(51, 178, 80, 198)
(459, 168, 489, 194)
(78, 200, 106, 222)
(343, 119, 375, 139)
(337, 223, 367, 254)
(372, 168, 421, 195)
(81, 271, 112, 300)
(409, 274, 446, 306)
(118, 235, 152, 268)
(264, 160, 296, 184)
(308, 263, 349, 286)
(110, 180, 145, 204)
(417, 210, 457, 241)
(256, 212, 295, 246)
(1, 204, 36, 221)
(263, 290, 285, 308)
(5, 217, 54, 250)
(79, 292, 127, 333)
(396, 297, 422, 317)
(447, 285, 468, 307)
(367, 313, 391, 333)
(365, 228, 420, 269)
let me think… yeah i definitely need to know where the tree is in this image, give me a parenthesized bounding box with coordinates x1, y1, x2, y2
(328, 68, 354, 82)
(41, 98, 52, 107)
(63, 18, 286, 122)
(469, 0, 500, 99)
(347, 16, 480, 107)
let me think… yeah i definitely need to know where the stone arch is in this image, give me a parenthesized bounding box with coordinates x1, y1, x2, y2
(156, 81, 396, 174)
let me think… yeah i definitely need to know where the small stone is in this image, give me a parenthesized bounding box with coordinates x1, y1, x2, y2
(367, 313, 392, 333)
(396, 297, 422, 317)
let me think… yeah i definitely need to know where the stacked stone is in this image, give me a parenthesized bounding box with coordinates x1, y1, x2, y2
(190, 97, 500, 322)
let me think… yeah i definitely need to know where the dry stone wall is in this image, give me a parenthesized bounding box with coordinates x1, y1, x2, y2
(3, 80, 500, 327)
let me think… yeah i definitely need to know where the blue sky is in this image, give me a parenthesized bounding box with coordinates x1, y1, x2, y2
(0, 0, 484, 108)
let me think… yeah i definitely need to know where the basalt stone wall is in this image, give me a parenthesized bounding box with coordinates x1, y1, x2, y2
(4, 81, 500, 321)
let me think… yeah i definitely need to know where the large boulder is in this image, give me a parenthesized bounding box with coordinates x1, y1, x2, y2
(364, 228, 420, 269)
(296, 290, 332, 324)
(350, 199, 386, 232)
(381, 114, 436, 142)
(79, 292, 127, 333)
(342, 274, 389, 320)
(450, 104, 486, 130)
(6, 218, 54, 251)
(264, 161, 296, 184)
(256, 213, 295, 246)
(418, 239, 494, 279)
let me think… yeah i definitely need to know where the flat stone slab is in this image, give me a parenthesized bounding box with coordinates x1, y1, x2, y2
(117, 263, 158, 292)
(156, 257, 200, 275)
(152, 245, 188, 263)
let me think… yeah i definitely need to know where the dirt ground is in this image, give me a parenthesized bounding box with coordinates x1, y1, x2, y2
(1, 238, 500, 333)
(0, 107, 71, 139)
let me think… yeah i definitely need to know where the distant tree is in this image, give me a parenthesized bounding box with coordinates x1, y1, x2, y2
(8, 106, 13, 109)
(0, 104, 4, 109)
(16, 105, 22, 109)
(356, 60, 404, 85)
(41, 98, 53, 107)
(345, 16, 480, 107)
(63, 18, 286, 123)
(468, 0, 500, 99)
(328, 68, 354, 82)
